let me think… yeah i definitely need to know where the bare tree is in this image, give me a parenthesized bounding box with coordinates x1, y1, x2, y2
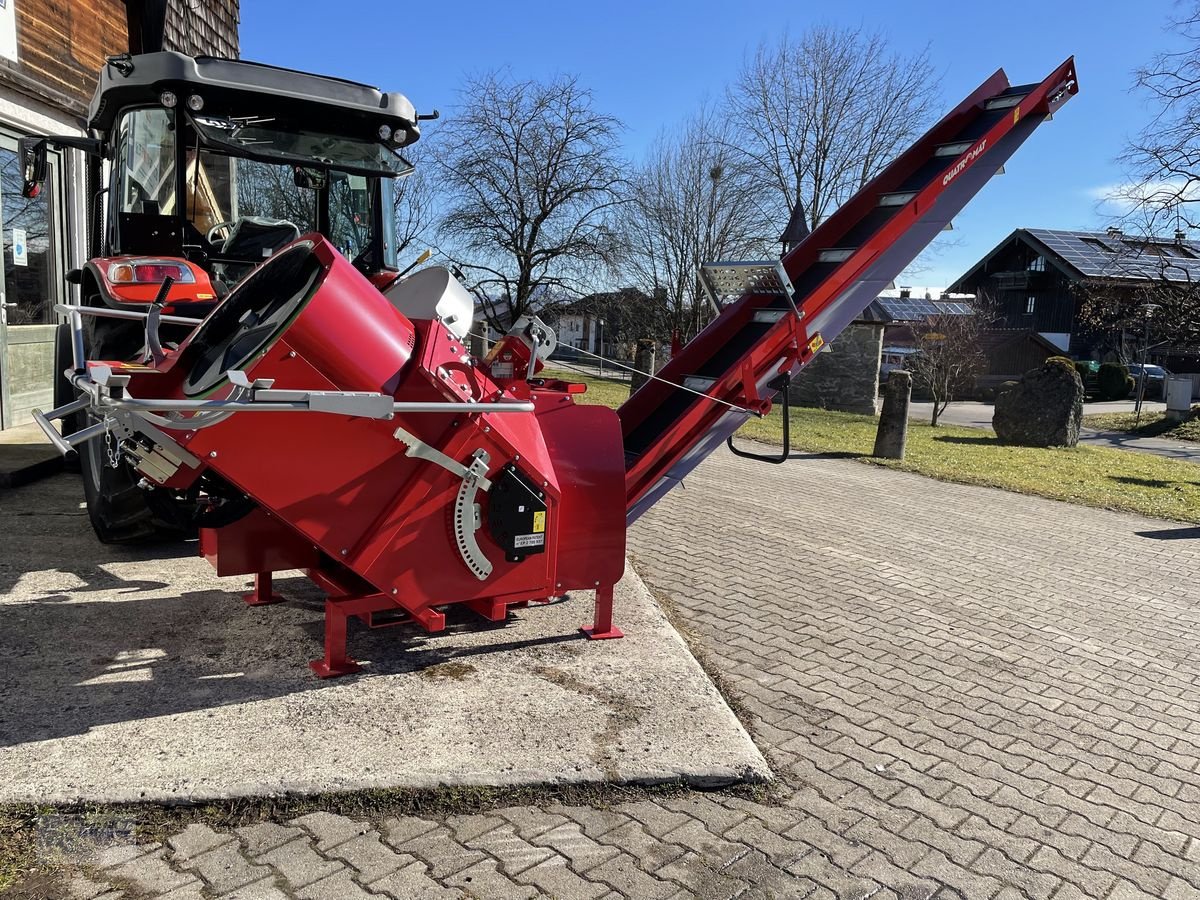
(1074, 235, 1200, 361)
(392, 143, 435, 262)
(622, 108, 772, 340)
(435, 72, 627, 330)
(907, 305, 988, 426)
(727, 26, 941, 233)
(1118, 2, 1200, 231)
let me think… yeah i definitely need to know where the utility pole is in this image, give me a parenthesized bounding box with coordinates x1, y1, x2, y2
(1135, 302, 1160, 427)
(597, 318, 604, 377)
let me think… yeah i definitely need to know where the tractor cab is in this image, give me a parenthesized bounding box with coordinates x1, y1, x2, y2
(23, 51, 423, 319)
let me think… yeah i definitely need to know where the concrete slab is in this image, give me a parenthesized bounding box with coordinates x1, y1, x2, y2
(0, 421, 63, 488)
(0, 474, 768, 804)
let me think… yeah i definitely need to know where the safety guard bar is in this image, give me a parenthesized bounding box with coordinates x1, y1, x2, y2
(33, 304, 536, 457)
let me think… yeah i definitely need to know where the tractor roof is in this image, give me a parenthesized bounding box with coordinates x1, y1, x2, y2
(87, 51, 420, 147)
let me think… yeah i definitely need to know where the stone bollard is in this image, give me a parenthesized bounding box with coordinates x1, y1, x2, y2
(630, 339, 656, 394)
(873, 370, 912, 460)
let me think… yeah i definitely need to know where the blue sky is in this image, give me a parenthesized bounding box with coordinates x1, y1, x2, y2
(243, 0, 1182, 286)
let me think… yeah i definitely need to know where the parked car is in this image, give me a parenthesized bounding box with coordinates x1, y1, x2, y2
(1127, 363, 1171, 400)
(880, 347, 919, 379)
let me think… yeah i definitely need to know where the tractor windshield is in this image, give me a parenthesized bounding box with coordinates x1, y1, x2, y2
(113, 107, 400, 283)
(188, 113, 410, 177)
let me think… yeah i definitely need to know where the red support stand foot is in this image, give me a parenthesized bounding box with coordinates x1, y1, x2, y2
(309, 598, 362, 677)
(243, 572, 285, 606)
(581, 583, 623, 640)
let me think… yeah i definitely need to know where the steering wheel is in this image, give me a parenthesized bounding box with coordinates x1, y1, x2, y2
(206, 220, 237, 244)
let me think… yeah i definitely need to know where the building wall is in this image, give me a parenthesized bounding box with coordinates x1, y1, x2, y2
(953, 238, 1077, 335)
(165, 1, 240, 60)
(0, 0, 128, 116)
(790, 322, 884, 416)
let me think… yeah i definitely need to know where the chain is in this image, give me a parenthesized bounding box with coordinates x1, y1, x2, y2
(105, 424, 121, 469)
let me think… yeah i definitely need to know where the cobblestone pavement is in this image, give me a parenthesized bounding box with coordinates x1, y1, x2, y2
(43, 449, 1200, 898)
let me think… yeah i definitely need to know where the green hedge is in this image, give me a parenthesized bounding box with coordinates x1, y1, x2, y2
(1098, 362, 1131, 401)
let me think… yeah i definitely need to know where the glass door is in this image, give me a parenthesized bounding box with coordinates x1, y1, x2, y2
(0, 132, 64, 429)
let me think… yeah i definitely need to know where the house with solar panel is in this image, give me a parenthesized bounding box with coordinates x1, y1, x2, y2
(790, 286, 972, 413)
(789, 279, 1067, 410)
(949, 227, 1200, 372)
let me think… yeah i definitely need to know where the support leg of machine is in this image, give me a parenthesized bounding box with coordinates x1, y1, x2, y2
(581, 583, 623, 640)
(309, 599, 362, 677)
(242, 571, 285, 606)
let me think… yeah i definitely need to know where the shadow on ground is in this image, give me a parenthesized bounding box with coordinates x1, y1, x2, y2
(931, 434, 998, 446)
(1136, 525, 1200, 540)
(0, 570, 589, 748)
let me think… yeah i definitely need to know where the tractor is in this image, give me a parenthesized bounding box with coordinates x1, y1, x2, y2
(23, 50, 430, 542)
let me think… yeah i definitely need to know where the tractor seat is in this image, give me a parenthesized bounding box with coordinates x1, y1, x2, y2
(221, 217, 301, 261)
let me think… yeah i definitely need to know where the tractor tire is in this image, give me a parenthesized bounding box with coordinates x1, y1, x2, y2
(78, 423, 193, 544)
(52, 322, 81, 472)
(70, 299, 194, 544)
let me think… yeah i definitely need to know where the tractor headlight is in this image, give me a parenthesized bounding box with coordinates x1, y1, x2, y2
(159, 90, 177, 108)
(186, 93, 204, 111)
(378, 123, 392, 141)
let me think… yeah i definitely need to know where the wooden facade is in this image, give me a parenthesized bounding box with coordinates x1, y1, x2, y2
(164, 1, 239, 61)
(3, 0, 130, 116)
(0, 0, 239, 120)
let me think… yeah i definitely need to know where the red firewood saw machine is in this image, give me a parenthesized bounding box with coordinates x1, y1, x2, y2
(27, 52, 1078, 676)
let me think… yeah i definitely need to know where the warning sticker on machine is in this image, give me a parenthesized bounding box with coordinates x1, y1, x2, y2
(532, 511, 546, 533)
(514, 533, 545, 549)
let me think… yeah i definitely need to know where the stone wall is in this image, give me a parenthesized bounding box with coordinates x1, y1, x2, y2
(789, 322, 883, 415)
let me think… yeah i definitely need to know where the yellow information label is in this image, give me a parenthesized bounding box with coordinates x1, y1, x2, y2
(532, 511, 546, 533)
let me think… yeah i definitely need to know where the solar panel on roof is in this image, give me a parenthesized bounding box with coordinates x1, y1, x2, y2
(1024, 228, 1200, 283)
(877, 297, 974, 321)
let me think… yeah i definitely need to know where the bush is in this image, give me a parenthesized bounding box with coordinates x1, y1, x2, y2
(1097, 362, 1131, 401)
(1047, 355, 1077, 373)
(998, 380, 1018, 395)
(1074, 361, 1090, 382)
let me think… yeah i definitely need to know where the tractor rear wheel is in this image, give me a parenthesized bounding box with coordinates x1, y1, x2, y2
(78, 419, 193, 544)
(72, 314, 193, 545)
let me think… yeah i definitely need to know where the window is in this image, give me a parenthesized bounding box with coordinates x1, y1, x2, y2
(117, 108, 177, 217)
(1028, 255, 1045, 272)
(1080, 237, 1115, 253)
(1026, 296, 1037, 315)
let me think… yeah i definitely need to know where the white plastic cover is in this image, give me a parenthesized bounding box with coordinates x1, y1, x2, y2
(383, 266, 474, 341)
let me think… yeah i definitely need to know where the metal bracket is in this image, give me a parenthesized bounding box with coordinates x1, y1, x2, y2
(698, 260, 802, 318)
(393, 425, 493, 490)
(727, 371, 793, 464)
(259, 388, 394, 419)
(453, 450, 493, 580)
(143, 276, 174, 365)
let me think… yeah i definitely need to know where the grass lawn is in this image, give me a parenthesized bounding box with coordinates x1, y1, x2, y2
(1082, 408, 1200, 443)
(544, 367, 1200, 524)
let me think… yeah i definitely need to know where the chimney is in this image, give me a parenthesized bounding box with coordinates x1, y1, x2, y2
(1106, 225, 1123, 239)
(899, 286, 911, 299)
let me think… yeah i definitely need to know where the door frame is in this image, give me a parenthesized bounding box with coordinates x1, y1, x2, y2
(0, 129, 65, 429)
